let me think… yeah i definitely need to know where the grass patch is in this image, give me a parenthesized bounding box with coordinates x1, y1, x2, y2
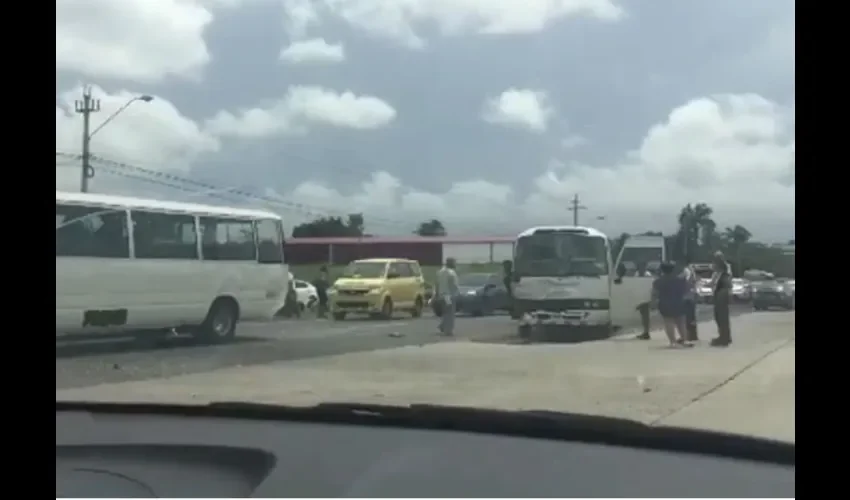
(289, 262, 504, 284)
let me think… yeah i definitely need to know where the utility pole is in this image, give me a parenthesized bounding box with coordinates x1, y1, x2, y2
(74, 86, 100, 193)
(567, 194, 587, 226)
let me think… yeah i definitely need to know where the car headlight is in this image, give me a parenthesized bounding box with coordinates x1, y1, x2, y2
(466, 290, 478, 296)
(328, 287, 337, 294)
(367, 287, 382, 294)
(583, 300, 607, 309)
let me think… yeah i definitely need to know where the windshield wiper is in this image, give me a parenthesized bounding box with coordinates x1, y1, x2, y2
(57, 400, 794, 465)
(204, 401, 654, 440)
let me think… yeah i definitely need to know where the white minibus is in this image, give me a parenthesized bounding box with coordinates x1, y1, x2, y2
(511, 226, 665, 340)
(56, 191, 289, 342)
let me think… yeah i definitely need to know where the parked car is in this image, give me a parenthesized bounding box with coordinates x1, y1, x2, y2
(696, 278, 714, 304)
(293, 279, 318, 311)
(328, 258, 426, 320)
(752, 278, 795, 311)
(731, 278, 751, 303)
(432, 273, 509, 317)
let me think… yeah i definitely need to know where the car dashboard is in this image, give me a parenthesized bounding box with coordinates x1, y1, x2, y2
(56, 403, 795, 498)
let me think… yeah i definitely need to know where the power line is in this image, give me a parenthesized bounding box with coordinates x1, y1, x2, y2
(56, 151, 413, 229)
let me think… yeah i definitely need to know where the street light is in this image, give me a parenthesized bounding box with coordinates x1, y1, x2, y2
(74, 87, 154, 193)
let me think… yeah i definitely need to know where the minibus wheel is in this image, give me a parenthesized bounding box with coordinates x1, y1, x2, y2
(197, 297, 238, 343)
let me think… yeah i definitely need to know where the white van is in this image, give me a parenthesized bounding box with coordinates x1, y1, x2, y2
(56, 191, 289, 342)
(511, 226, 665, 340)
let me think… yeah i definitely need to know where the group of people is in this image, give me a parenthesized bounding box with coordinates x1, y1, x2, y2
(434, 253, 734, 346)
(637, 251, 733, 348)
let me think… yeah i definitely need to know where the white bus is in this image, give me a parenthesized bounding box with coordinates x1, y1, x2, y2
(56, 191, 289, 342)
(511, 226, 665, 340)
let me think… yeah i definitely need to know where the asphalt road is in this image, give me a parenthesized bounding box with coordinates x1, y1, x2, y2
(56, 304, 752, 390)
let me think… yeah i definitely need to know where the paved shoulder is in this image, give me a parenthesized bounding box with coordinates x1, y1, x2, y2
(657, 341, 795, 442)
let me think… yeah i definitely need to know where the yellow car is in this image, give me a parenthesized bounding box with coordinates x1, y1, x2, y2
(329, 258, 426, 320)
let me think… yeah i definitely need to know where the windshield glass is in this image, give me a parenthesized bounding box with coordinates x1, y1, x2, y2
(56, 1, 795, 452)
(619, 247, 663, 276)
(340, 261, 387, 279)
(458, 273, 494, 287)
(515, 233, 608, 277)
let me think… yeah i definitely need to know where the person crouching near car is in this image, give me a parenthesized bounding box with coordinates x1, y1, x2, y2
(652, 262, 692, 348)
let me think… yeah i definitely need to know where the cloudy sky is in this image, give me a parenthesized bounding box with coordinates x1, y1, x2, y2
(56, 0, 795, 241)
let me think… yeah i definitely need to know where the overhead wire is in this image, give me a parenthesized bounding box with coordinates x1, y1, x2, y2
(55, 151, 413, 229)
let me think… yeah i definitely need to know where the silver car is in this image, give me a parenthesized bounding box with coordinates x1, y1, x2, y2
(731, 278, 751, 303)
(752, 278, 795, 311)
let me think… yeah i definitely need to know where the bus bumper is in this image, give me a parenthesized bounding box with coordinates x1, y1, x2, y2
(518, 311, 611, 342)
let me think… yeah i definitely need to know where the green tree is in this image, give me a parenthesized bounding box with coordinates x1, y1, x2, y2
(291, 213, 366, 238)
(414, 219, 447, 236)
(677, 202, 715, 261)
(722, 225, 753, 275)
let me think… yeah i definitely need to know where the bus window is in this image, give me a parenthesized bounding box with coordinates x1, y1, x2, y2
(56, 203, 129, 259)
(200, 217, 257, 261)
(131, 211, 198, 260)
(256, 219, 284, 264)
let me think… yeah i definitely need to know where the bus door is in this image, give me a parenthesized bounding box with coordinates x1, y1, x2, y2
(610, 235, 666, 329)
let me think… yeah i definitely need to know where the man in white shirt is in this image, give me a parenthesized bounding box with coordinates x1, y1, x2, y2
(435, 257, 460, 336)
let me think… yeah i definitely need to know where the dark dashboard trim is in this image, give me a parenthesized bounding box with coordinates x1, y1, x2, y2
(57, 401, 794, 467)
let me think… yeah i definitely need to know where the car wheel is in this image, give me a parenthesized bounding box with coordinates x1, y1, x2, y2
(381, 298, 394, 320)
(411, 296, 424, 318)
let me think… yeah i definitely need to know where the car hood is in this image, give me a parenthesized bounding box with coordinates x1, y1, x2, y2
(334, 278, 384, 289)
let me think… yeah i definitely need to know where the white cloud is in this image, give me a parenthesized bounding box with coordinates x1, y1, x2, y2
(205, 86, 397, 139)
(284, 0, 625, 48)
(271, 94, 794, 240)
(561, 135, 589, 149)
(56, 0, 216, 83)
(280, 38, 346, 64)
(282, 0, 325, 40)
(56, 84, 220, 191)
(483, 88, 554, 133)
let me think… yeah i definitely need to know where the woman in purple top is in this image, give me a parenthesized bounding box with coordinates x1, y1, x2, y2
(652, 262, 691, 347)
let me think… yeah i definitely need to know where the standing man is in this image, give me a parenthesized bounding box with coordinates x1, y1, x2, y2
(283, 272, 301, 319)
(436, 257, 460, 336)
(313, 265, 330, 319)
(502, 260, 516, 319)
(682, 263, 699, 341)
(710, 252, 733, 347)
(634, 261, 653, 340)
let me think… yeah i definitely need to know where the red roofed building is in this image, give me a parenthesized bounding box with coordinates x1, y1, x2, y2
(285, 236, 515, 266)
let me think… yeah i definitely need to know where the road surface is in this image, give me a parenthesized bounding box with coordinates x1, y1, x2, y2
(56, 304, 749, 390)
(57, 309, 794, 442)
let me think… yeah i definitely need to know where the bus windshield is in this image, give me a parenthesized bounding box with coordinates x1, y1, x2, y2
(619, 246, 664, 276)
(515, 233, 608, 277)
